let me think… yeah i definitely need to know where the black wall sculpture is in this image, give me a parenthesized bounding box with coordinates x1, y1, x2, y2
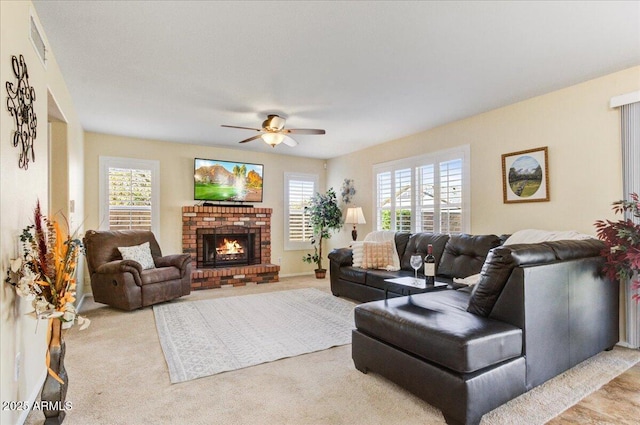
(6, 54, 37, 170)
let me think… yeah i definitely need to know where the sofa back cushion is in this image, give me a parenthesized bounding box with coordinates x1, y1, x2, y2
(394, 232, 412, 259)
(438, 234, 503, 279)
(400, 233, 450, 272)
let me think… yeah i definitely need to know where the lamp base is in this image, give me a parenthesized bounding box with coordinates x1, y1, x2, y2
(351, 225, 358, 241)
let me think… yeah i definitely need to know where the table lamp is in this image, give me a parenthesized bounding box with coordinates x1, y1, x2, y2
(345, 207, 366, 241)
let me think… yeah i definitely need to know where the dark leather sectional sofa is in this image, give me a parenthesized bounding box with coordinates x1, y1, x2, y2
(328, 232, 619, 425)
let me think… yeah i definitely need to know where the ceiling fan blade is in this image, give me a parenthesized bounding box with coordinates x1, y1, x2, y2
(239, 134, 264, 144)
(221, 125, 262, 132)
(283, 128, 326, 135)
(281, 135, 298, 147)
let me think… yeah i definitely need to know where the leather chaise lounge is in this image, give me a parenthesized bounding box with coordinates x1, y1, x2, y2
(328, 232, 619, 425)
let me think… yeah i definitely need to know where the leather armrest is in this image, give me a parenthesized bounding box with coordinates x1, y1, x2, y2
(155, 254, 192, 274)
(328, 248, 353, 267)
(94, 260, 143, 286)
(96, 259, 143, 275)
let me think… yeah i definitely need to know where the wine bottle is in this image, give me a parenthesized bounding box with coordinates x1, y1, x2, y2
(424, 244, 436, 285)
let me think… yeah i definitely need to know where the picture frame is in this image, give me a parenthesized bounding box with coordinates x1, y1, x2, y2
(501, 146, 549, 204)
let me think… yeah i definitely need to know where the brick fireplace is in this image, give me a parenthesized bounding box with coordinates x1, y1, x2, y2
(182, 206, 279, 290)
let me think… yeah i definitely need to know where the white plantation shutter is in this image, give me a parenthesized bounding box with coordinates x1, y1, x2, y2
(395, 168, 412, 232)
(285, 173, 318, 250)
(374, 146, 469, 234)
(417, 164, 435, 232)
(99, 157, 160, 236)
(376, 171, 392, 230)
(108, 167, 153, 230)
(439, 159, 463, 234)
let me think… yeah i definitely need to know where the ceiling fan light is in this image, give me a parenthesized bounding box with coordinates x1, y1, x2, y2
(261, 132, 285, 147)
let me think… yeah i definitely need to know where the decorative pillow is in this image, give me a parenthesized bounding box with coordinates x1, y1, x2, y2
(351, 241, 364, 268)
(361, 241, 396, 270)
(363, 231, 401, 271)
(118, 241, 155, 270)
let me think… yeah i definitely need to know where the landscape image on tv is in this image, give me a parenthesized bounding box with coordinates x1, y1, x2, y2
(194, 158, 263, 202)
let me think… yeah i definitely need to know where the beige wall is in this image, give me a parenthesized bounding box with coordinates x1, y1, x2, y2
(327, 66, 640, 251)
(84, 132, 327, 277)
(1, 2, 84, 424)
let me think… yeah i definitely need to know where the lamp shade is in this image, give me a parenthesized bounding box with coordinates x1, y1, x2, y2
(261, 132, 285, 147)
(345, 207, 366, 225)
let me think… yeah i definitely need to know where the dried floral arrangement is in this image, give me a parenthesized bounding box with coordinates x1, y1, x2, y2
(5, 201, 90, 329)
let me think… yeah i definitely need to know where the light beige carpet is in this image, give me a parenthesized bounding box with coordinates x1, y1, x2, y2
(25, 277, 640, 425)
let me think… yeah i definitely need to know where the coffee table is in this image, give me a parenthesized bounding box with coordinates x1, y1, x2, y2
(383, 276, 459, 299)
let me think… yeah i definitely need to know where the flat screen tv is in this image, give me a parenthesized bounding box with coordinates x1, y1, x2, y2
(194, 158, 264, 203)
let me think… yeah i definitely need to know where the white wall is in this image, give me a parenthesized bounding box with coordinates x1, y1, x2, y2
(83, 132, 327, 277)
(327, 66, 640, 250)
(1, 2, 84, 424)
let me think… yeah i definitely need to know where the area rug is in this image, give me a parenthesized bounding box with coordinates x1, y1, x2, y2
(481, 346, 640, 424)
(153, 288, 355, 383)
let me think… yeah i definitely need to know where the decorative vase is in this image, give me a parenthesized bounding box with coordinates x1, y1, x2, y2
(42, 319, 68, 425)
(314, 269, 327, 279)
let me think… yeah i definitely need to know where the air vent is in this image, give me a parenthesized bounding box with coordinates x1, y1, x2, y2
(30, 14, 47, 67)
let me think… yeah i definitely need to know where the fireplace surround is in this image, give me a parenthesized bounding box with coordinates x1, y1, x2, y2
(182, 206, 279, 290)
(197, 226, 260, 268)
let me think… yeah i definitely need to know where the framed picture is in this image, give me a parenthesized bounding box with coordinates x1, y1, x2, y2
(501, 146, 549, 203)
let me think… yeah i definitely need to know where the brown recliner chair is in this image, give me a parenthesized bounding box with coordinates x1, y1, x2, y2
(84, 229, 192, 311)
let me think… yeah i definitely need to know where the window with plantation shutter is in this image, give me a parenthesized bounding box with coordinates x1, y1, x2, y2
(373, 146, 469, 234)
(284, 172, 318, 250)
(99, 157, 160, 236)
(108, 168, 152, 230)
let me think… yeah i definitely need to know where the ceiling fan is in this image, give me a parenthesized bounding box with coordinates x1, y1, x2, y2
(221, 114, 326, 147)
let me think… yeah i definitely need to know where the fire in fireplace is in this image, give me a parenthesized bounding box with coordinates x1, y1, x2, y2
(216, 238, 245, 260)
(197, 227, 261, 269)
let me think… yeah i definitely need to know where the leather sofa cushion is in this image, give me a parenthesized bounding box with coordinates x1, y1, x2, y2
(438, 234, 502, 279)
(141, 267, 181, 285)
(355, 291, 522, 373)
(338, 266, 367, 284)
(542, 238, 603, 261)
(400, 233, 450, 272)
(328, 248, 354, 267)
(394, 232, 412, 260)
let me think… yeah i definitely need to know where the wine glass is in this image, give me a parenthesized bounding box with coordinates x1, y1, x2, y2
(410, 254, 422, 285)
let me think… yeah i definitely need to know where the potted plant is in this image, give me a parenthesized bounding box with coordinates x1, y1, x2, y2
(302, 188, 343, 278)
(595, 193, 640, 302)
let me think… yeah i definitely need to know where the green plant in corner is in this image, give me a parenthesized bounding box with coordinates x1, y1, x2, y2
(302, 188, 343, 277)
(594, 193, 640, 301)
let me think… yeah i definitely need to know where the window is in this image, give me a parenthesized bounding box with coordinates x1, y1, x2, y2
(374, 146, 470, 234)
(284, 172, 318, 250)
(99, 157, 160, 236)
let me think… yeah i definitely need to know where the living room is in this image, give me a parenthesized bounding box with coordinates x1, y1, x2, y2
(2, 1, 639, 425)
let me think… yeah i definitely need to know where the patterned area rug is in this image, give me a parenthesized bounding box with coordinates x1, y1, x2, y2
(153, 288, 355, 383)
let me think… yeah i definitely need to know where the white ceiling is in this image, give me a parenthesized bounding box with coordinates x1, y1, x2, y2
(32, 1, 640, 159)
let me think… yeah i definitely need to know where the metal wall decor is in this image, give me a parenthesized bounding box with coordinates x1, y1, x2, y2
(6, 54, 37, 170)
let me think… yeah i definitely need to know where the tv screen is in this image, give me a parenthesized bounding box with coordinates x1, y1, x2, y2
(194, 158, 264, 203)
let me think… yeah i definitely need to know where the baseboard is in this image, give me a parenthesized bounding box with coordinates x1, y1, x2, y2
(279, 272, 315, 278)
(616, 341, 639, 349)
(76, 292, 92, 313)
(17, 368, 47, 425)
